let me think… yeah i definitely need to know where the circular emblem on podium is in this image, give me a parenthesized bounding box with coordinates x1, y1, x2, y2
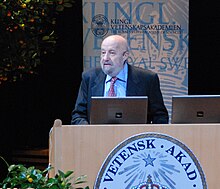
(94, 133, 207, 189)
(91, 14, 109, 38)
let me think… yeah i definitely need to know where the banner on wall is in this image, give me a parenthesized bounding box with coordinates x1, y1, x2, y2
(83, 0, 189, 122)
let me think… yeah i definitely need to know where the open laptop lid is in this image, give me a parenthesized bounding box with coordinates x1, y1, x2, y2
(171, 95, 220, 124)
(90, 96, 148, 124)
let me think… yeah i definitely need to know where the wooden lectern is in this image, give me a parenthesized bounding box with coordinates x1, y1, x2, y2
(49, 119, 220, 188)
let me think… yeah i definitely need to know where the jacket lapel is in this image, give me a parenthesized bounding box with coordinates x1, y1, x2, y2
(126, 65, 142, 96)
(91, 71, 106, 96)
(90, 65, 142, 96)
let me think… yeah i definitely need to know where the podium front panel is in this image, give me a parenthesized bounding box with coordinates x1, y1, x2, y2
(49, 123, 220, 188)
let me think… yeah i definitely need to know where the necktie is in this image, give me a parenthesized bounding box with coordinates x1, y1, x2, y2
(108, 77, 117, 96)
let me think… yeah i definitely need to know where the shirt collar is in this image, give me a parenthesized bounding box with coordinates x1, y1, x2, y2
(106, 63, 128, 83)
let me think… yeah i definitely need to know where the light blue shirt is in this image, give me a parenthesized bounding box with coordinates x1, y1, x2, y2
(104, 63, 128, 97)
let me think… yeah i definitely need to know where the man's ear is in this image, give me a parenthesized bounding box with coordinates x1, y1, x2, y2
(123, 51, 129, 59)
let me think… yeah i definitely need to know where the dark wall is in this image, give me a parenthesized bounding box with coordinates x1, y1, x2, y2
(0, 1, 83, 157)
(189, 1, 220, 94)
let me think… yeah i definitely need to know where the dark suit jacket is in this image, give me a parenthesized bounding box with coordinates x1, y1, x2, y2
(71, 64, 169, 124)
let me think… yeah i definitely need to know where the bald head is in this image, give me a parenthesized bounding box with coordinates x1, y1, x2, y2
(102, 35, 129, 52)
(100, 35, 129, 77)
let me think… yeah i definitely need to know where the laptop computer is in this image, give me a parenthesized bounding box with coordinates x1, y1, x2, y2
(90, 96, 148, 124)
(171, 95, 220, 124)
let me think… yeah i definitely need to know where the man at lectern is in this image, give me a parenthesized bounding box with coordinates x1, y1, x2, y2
(71, 34, 168, 124)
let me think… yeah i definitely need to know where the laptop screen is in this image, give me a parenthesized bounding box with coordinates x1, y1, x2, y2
(171, 95, 220, 124)
(90, 96, 148, 124)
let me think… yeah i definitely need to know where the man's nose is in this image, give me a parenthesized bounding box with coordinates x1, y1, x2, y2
(103, 52, 110, 60)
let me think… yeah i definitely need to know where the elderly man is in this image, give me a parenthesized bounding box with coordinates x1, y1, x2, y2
(71, 35, 168, 124)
